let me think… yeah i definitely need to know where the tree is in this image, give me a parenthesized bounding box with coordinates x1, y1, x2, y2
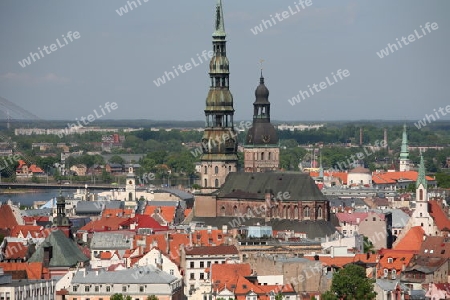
(109, 155, 125, 165)
(147, 296, 159, 300)
(324, 264, 376, 300)
(363, 236, 376, 254)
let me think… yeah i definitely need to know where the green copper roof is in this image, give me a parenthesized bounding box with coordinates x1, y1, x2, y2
(416, 154, 427, 188)
(213, 0, 226, 37)
(400, 124, 409, 159)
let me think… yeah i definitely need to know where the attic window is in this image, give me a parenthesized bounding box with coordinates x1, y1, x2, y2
(387, 258, 393, 263)
(424, 249, 428, 253)
(430, 250, 434, 254)
(441, 250, 446, 254)
(243, 284, 247, 289)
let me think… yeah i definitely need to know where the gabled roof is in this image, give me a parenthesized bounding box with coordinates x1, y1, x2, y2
(3, 241, 28, 260)
(305, 253, 378, 268)
(394, 226, 424, 252)
(419, 236, 450, 258)
(0, 262, 43, 279)
(0, 203, 20, 229)
(310, 171, 348, 184)
(28, 230, 89, 267)
(429, 200, 450, 231)
(10, 225, 45, 238)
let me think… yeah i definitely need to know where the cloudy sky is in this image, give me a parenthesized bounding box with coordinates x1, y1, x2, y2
(0, 0, 448, 122)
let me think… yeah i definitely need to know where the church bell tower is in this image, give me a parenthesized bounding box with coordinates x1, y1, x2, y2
(200, 0, 238, 193)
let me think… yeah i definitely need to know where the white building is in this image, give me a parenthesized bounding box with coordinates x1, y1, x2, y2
(0, 268, 56, 300)
(135, 247, 182, 279)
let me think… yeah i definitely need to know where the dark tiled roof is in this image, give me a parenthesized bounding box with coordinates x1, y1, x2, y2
(216, 172, 328, 201)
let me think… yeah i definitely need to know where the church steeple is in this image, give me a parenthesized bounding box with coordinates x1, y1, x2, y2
(416, 154, 427, 189)
(399, 124, 410, 171)
(200, 0, 238, 192)
(213, 0, 226, 38)
(54, 189, 71, 237)
(243, 69, 280, 172)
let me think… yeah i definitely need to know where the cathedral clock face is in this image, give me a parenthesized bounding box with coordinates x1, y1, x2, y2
(262, 135, 270, 143)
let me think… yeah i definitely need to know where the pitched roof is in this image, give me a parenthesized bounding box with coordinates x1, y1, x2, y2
(310, 171, 348, 185)
(3, 241, 29, 260)
(185, 245, 238, 256)
(28, 230, 89, 267)
(418, 236, 450, 258)
(144, 206, 176, 224)
(0, 262, 43, 279)
(394, 226, 424, 252)
(372, 171, 434, 185)
(119, 214, 168, 231)
(429, 200, 450, 231)
(102, 208, 133, 217)
(79, 216, 128, 232)
(0, 203, 20, 229)
(216, 172, 328, 201)
(305, 253, 378, 268)
(377, 250, 414, 277)
(10, 225, 45, 238)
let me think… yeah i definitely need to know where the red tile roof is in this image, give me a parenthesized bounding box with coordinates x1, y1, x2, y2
(10, 225, 45, 238)
(305, 253, 378, 268)
(79, 216, 128, 232)
(0, 204, 20, 229)
(102, 208, 133, 218)
(119, 214, 168, 232)
(419, 236, 450, 258)
(0, 262, 43, 279)
(429, 200, 450, 232)
(4, 242, 28, 260)
(372, 171, 434, 185)
(144, 206, 176, 224)
(394, 226, 424, 252)
(310, 171, 348, 184)
(376, 250, 414, 278)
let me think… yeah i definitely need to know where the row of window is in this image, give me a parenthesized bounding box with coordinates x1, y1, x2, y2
(73, 285, 146, 293)
(221, 205, 324, 219)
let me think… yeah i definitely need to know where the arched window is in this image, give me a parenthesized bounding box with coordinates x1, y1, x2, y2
(261, 152, 264, 160)
(420, 213, 423, 217)
(304, 206, 310, 218)
(233, 206, 238, 216)
(221, 206, 226, 216)
(204, 179, 207, 187)
(246, 207, 252, 216)
(268, 152, 271, 160)
(204, 166, 207, 174)
(215, 166, 218, 174)
(419, 189, 423, 201)
(228, 166, 231, 171)
(294, 206, 299, 219)
(317, 206, 323, 219)
(215, 179, 219, 187)
(283, 206, 287, 219)
(128, 193, 133, 201)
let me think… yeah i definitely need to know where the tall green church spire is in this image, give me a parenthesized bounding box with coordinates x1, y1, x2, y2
(416, 154, 427, 188)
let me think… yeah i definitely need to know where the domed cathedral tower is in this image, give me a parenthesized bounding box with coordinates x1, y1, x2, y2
(243, 71, 280, 172)
(200, 0, 238, 193)
(399, 124, 410, 171)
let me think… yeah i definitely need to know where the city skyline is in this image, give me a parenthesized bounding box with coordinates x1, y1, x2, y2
(0, 0, 449, 122)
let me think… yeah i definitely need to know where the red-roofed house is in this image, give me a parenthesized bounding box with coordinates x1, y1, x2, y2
(425, 283, 450, 299)
(182, 245, 239, 294)
(372, 171, 436, 190)
(135, 247, 182, 279)
(0, 262, 43, 279)
(376, 250, 414, 280)
(15, 160, 44, 177)
(119, 214, 168, 233)
(393, 226, 424, 252)
(0, 201, 23, 230)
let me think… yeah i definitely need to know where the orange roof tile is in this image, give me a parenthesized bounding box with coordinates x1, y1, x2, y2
(376, 250, 414, 278)
(310, 171, 348, 184)
(0, 262, 43, 279)
(144, 206, 176, 224)
(10, 225, 45, 238)
(429, 200, 450, 231)
(4, 242, 28, 260)
(102, 208, 133, 218)
(79, 216, 128, 232)
(0, 204, 19, 230)
(394, 226, 424, 252)
(372, 171, 434, 185)
(100, 252, 112, 259)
